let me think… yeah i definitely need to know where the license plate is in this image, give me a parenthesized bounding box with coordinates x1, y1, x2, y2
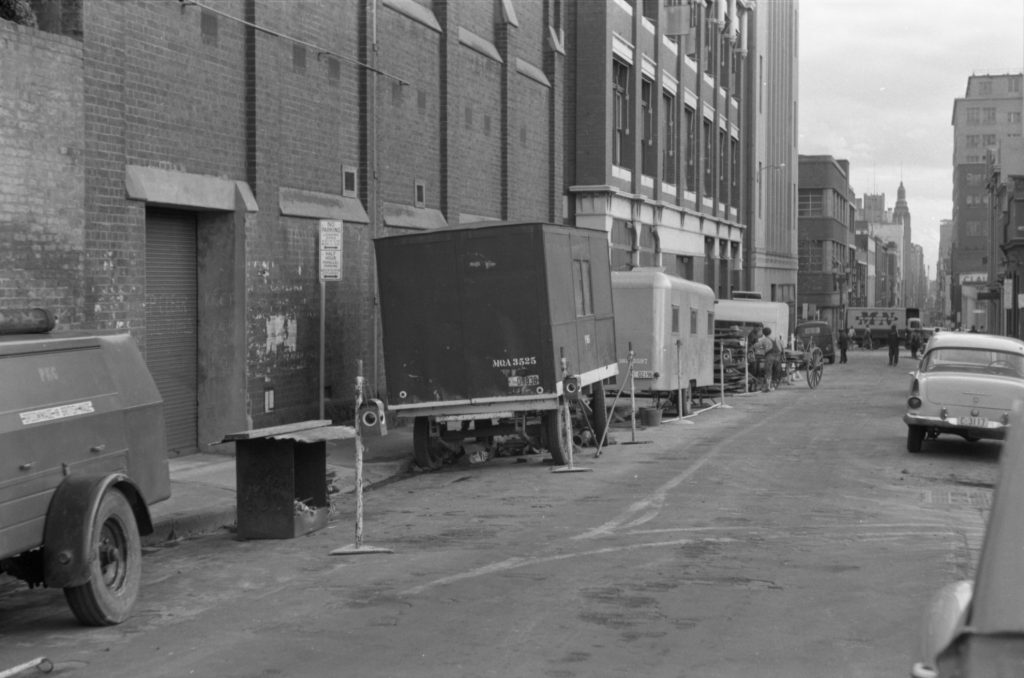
(632, 370, 654, 379)
(961, 416, 988, 427)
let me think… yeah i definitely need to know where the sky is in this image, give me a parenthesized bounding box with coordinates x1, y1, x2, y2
(798, 0, 1024, 279)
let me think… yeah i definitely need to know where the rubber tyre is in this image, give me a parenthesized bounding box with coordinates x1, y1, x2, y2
(64, 489, 141, 626)
(907, 425, 925, 453)
(589, 385, 608, 445)
(541, 406, 568, 465)
(413, 416, 443, 470)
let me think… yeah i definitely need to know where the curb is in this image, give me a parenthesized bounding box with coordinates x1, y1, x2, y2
(143, 458, 413, 547)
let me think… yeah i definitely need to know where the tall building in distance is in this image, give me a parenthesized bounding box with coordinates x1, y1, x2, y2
(568, 0, 798, 308)
(951, 73, 1023, 330)
(797, 155, 856, 328)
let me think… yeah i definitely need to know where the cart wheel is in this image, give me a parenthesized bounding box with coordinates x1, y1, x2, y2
(806, 347, 824, 389)
(64, 489, 141, 626)
(413, 416, 444, 470)
(541, 405, 569, 465)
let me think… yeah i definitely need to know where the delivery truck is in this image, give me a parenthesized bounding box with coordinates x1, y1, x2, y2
(845, 307, 921, 347)
(374, 221, 618, 469)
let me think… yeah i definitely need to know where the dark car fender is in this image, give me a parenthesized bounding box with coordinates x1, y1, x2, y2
(42, 473, 154, 589)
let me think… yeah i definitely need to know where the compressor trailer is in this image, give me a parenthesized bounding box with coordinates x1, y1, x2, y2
(0, 309, 170, 625)
(374, 222, 618, 468)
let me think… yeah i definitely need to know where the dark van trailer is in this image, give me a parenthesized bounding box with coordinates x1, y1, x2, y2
(374, 221, 618, 468)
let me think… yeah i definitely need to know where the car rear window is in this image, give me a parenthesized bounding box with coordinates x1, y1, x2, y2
(798, 327, 821, 335)
(921, 348, 1024, 377)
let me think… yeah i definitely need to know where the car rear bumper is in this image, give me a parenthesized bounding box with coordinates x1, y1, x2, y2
(904, 412, 1009, 439)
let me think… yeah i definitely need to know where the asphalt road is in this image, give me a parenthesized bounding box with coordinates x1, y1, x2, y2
(0, 346, 1000, 678)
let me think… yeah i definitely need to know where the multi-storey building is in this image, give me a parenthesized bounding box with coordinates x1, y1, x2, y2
(1, 0, 798, 455)
(937, 219, 953, 325)
(568, 0, 797, 307)
(951, 73, 1023, 329)
(797, 155, 856, 328)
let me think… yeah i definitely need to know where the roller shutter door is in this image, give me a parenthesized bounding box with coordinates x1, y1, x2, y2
(145, 209, 199, 454)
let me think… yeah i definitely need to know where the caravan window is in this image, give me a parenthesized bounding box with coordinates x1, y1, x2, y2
(671, 305, 680, 333)
(690, 308, 698, 335)
(573, 259, 593, 317)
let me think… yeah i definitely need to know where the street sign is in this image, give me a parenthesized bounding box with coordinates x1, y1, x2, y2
(319, 220, 343, 281)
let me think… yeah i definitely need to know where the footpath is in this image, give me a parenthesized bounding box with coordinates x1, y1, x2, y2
(146, 426, 415, 546)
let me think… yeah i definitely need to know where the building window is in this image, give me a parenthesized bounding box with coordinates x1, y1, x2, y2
(293, 45, 307, 73)
(641, 78, 657, 177)
(676, 254, 693, 279)
(978, 79, 992, 96)
(638, 223, 657, 266)
(684, 105, 696, 192)
(418, 89, 427, 112)
(200, 9, 218, 45)
(1010, 111, 1021, 125)
(342, 166, 358, 197)
(966, 108, 980, 125)
(662, 91, 677, 186)
(718, 129, 728, 202)
(327, 57, 340, 83)
(610, 219, 633, 269)
(1011, 77, 1021, 93)
(613, 60, 632, 169)
(414, 180, 426, 207)
(967, 135, 980, 148)
(798, 190, 823, 216)
(730, 136, 739, 208)
(984, 134, 996, 146)
(702, 118, 713, 195)
(984, 107, 997, 124)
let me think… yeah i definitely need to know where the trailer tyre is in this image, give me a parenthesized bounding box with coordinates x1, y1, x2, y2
(64, 489, 141, 626)
(413, 416, 444, 471)
(541, 406, 568, 465)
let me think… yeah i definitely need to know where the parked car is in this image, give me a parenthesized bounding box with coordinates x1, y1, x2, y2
(910, 405, 1024, 677)
(794, 321, 836, 364)
(904, 332, 1024, 453)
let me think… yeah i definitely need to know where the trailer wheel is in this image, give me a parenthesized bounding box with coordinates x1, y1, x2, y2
(589, 386, 608, 444)
(64, 489, 141, 626)
(413, 416, 444, 470)
(541, 406, 569, 465)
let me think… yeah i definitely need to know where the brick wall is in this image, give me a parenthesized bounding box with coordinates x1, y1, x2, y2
(0, 20, 85, 327)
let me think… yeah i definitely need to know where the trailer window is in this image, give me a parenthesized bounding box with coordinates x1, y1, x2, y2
(707, 311, 714, 335)
(671, 305, 680, 333)
(573, 259, 593, 317)
(690, 308, 698, 335)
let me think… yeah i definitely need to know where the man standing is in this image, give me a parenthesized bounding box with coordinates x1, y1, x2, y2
(837, 327, 849, 364)
(887, 324, 900, 366)
(757, 327, 781, 391)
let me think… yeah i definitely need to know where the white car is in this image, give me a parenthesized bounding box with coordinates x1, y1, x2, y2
(904, 333, 1024, 453)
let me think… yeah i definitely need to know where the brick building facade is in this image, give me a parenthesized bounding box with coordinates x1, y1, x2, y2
(2, 0, 796, 455)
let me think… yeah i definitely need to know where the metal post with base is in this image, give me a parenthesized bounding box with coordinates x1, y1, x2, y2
(330, 361, 393, 556)
(620, 345, 651, 446)
(551, 355, 591, 473)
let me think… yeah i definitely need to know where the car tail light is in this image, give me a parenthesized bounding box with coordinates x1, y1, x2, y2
(940, 407, 948, 420)
(908, 396, 922, 409)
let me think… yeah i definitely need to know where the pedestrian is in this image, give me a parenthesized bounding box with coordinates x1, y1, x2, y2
(837, 326, 849, 364)
(969, 325, 978, 333)
(756, 327, 781, 391)
(908, 330, 921, 360)
(887, 324, 899, 366)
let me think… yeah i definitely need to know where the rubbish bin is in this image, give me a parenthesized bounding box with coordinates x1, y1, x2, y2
(223, 420, 355, 540)
(639, 407, 662, 427)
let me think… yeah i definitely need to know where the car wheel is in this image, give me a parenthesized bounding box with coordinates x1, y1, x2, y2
(907, 425, 925, 453)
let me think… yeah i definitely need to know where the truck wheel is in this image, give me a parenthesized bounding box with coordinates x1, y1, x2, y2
(542, 406, 569, 465)
(64, 489, 141, 626)
(413, 416, 443, 471)
(907, 425, 925, 453)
